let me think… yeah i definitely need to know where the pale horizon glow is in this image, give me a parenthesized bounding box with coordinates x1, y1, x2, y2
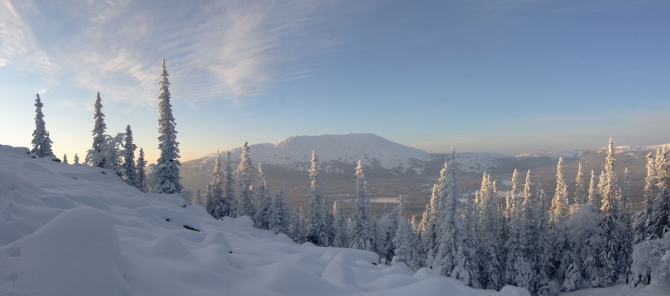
(1, 0, 670, 163)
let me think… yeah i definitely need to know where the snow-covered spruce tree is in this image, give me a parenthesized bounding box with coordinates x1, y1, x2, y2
(503, 169, 533, 289)
(254, 163, 272, 229)
(136, 148, 147, 192)
(122, 125, 138, 188)
(420, 182, 440, 268)
(269, 187, 291, 235)
(392, 215, 421, 272)
(376, 205, 397, 262)
(235, 142, 255, 218)
(99, 133, 124, 175)
(588, 170, 602, 210)
(291, 207, 307, 244)
(222, 151, 236, 218)
(436, 150, 479, 286)
(462, 190, 482, 288)
(575, 163, 587, 206)
(634, 152, 657, 244)
(86, 92, 106, 167)
(521, 171, 542, 292)
(31, 94, 54, 157)
(597, 138, 621, 287)
(307, 151, 330, 246)
(551, 157, 570, 221)
(332, 196, 348, 248)
(648, 147, 670, 245)
(73, 154, 79, 164)
(154, 59, 183, 194)
(350, 160, 373, 251)
(631, 231, 670, 287)
(477, 173, 503, 290)
(206, 151, 225, 219)
(620, 167, 633, 281)
(534, 184, 556, 296)
(63, 154, 68, 164)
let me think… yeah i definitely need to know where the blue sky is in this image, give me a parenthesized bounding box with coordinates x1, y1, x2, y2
(1, 0, 670, 162)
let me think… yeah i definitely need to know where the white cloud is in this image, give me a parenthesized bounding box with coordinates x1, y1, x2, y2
(0, 0, 354, 107)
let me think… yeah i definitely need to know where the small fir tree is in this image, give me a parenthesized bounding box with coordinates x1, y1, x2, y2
(122, 125, 138, 188)
(86, 92, 106, 167)
(235, 142, 255, 218)
(136, 148, 147, 192)
(31, 94, 54, 157)
(350, 160, 373, 251)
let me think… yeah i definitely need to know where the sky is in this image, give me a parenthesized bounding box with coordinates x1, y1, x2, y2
(1, 0, 670, 163)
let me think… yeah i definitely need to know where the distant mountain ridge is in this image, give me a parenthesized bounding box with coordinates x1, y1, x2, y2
(184, 133, 431, 176)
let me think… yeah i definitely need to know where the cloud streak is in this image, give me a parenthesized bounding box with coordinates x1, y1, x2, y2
(0, 0, 352, 107)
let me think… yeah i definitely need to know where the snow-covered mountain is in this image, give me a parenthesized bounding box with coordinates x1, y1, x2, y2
(185, 133, 431, 175)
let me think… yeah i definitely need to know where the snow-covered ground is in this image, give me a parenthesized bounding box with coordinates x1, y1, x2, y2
(0, 144, 667, 296)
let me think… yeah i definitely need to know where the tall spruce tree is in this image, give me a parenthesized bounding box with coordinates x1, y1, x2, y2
(620, 167, 633, 279)
(598, 138, 620, 287)
(31, 94, 54, 157)
(551, 157, 570, 221)
(350, 160, 373, 251)
(269, 187, 291, 235)
(86, 92, 106, 167)
(235, 142, 255, 218)
(63, 154, 68, 164)
(136, 148, 147, 192)
(477, 173, 503, 290)
(392, 215, 421, 272)
(504, 169, 533, 289)
(154, 59, 182, 194)
(332, 196, 349, 248)
(206, 151, 225, 219)
(254, 163, 272, 229)
(222, 151, 236, 217)
(292, 207, 307, 244)
(634, 152, 657, 244)
(307, 151, 330, 246)
(122, 125, 138, 188)
(575, 163, 587, 205)
(73, 153, 79, 164)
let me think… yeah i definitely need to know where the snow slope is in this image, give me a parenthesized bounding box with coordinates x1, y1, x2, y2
(0, 144, 512, 296)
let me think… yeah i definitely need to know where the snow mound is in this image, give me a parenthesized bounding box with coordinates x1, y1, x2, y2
(0, 143, 536, 296)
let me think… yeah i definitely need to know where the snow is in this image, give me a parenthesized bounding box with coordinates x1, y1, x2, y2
(0, 143, 667, 296)
(456, 153, 507, 174)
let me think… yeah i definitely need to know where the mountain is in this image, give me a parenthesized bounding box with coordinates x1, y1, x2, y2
(183, 133, 431, 175)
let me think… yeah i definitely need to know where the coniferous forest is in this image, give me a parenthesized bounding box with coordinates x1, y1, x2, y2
(27, 60, 670, 296)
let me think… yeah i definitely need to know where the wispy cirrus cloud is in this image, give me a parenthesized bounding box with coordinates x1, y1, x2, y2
(0, 0, 355, 106)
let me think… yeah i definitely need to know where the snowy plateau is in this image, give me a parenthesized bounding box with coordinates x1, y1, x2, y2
(1, 145, 669, 296)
